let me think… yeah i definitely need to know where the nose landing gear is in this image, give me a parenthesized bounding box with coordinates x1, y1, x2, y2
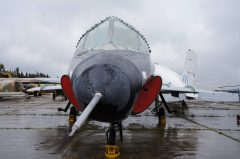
(105, 122, 122, 158)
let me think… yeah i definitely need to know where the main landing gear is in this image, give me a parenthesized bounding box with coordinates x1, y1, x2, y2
(105, 122, 122, 158)
(68, 106, 78, 131)
(154, 93, 177, 124)
(58, 102, 79, 131)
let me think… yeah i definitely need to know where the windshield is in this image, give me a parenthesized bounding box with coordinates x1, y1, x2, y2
(75, 17, 150, 55)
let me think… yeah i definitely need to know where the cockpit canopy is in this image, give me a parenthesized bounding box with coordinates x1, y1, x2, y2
(75, 17, 150, 55)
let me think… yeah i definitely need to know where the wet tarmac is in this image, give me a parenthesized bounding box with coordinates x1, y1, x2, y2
(0, 96, 240, 159)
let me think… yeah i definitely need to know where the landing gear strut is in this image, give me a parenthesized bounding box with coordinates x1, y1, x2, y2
(159, 93, 177, 114)
(154, 93, 177, 124)
(58, 101, 71, 112)
(57, 101, 79, 131)
(106, 123, 116, 145)
(105, 122, 121, 158)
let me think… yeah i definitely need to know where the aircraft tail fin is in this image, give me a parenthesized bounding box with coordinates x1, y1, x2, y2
(181, 49, 197, 86)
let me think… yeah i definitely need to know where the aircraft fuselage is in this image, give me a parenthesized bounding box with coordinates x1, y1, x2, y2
(68, 50, 153, 122)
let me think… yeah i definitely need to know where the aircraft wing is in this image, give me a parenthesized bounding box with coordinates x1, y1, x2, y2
(41, 85, 62, 91)
(26, 85, 62, 93)
(0, 78, 60, 84)
(161, 85, 198, 94)
(16, 78, 60, 84)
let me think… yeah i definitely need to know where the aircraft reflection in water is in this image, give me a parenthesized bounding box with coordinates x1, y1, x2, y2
(59, 16, 197, 157)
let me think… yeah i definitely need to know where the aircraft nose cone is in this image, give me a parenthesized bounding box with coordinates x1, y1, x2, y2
(74, 64, 131, 108)
(71, 52, 142, 122)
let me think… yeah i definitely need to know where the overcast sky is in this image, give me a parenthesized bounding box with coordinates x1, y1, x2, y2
(1, 0, 240, 89)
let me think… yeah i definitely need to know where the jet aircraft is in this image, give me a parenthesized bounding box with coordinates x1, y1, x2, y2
(0, 16, 198, 157)
(56, 16, 197, 157)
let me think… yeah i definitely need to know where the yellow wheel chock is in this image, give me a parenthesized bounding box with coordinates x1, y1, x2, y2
(105, 145, 120, 158)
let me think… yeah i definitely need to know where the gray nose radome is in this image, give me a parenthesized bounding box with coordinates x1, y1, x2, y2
(73, 64, 131, 110)
(71, 51, 143, 122)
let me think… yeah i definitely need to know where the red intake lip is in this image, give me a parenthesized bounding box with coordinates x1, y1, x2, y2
(61, 75, 81, 110)
(132, 76, 162, 114)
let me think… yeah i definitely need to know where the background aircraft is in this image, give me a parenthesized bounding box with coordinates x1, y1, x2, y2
(0, 78, 25, 99)
(0, 78, 59, 99)
(154, 49, 198, 100)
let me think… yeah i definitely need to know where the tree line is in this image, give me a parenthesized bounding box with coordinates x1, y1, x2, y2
(0, 63, 49, 78)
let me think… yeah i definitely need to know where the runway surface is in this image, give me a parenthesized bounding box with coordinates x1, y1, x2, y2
(0, 96, 239, 159)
